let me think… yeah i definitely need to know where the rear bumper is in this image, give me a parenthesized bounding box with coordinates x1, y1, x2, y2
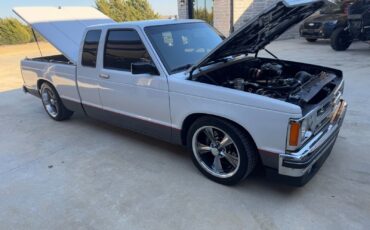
(278, 100, 347, 179)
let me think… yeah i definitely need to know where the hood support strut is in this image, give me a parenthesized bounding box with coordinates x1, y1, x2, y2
(263, 48, 279, 60)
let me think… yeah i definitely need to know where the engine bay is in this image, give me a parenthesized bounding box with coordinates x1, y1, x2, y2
(192, 57, 342, 107)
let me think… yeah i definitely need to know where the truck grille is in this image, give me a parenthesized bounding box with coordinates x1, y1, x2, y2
(304, 22, 322, 29)
(305, 79, 344, 136)
(313, 82, 344, 134)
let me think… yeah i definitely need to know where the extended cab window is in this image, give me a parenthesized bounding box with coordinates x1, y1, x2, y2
(104, 30, 151, 71)
(81, 30, 102, 67)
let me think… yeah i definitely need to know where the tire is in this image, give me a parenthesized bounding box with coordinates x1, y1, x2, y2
(40, 83, 73, 121)
(306, 38, 317, 42)
(187, 116, 257, 185)
(331, 27, 352, 51)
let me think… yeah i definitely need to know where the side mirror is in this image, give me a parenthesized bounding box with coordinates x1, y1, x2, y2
(131, 62, 159, 75)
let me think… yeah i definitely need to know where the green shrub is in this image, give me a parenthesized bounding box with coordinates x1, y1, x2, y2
(95, 0, 159, 22)
(0, 18, 33, 45)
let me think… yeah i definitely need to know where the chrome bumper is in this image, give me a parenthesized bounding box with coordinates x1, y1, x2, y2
(278, 100, 347, 177)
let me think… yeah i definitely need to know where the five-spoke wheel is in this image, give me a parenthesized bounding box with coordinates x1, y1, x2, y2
(192, 126, 240, 178)
(40, 83, 73, 121)
(187, 117, 257, 185)
(41, 86, 59, 118)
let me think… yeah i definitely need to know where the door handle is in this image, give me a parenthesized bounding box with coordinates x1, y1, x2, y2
(99, 73, 110, 79)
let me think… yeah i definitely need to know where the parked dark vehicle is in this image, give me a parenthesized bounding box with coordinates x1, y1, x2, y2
(300, 1, 351, 42)
(331, 0, 370, 50)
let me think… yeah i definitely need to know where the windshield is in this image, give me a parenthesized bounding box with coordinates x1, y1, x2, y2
(145, 22, 223, 74)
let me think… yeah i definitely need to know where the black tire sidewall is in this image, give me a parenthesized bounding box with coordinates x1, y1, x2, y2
(40, 83, 71, 121)
(187, 117, 256, 185)
(331, 27, 352, 51)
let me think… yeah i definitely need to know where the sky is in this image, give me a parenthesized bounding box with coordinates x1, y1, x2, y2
(0, 0, 178, 18)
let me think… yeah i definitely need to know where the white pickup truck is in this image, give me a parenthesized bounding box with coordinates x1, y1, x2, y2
(15, 0, 347, 185)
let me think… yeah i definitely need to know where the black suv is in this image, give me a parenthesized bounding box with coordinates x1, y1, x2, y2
(300, 1, 350, 42)
(331, 0, 370, 50)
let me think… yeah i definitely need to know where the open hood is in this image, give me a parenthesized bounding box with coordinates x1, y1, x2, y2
(13, 7, 114, 64)
(193, 0, 325, 70)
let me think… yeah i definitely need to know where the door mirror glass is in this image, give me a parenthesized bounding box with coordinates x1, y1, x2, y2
(131, 62, 159, 75)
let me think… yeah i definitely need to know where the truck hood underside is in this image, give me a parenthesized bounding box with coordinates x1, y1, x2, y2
(193, 0, 325, 70)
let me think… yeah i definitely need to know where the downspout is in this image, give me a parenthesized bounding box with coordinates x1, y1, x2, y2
(188, 0, 193, 19)
(230, 0, 234, 34)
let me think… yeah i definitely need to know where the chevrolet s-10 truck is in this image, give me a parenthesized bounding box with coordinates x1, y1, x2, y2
(14, 0, 347, 185)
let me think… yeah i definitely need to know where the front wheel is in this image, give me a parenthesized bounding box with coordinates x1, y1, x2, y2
(331, 27, 352, 51)
(40, 83, 73, 121)
(187, 117, 257, 185)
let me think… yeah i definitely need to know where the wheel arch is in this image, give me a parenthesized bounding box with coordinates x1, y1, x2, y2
(37, 79, 54, 91)
(180, 113, 258, 151)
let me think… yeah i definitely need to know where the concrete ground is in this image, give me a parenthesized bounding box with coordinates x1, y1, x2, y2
(0, 39, 370, 230)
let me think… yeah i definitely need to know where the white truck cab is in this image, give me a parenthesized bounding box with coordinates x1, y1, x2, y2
(14, 0, 347, 186)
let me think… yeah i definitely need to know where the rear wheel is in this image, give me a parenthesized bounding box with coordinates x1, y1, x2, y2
(40, 83, 73, 121)
(306, 38, 317, 42)
(187, 117, 257, 185)
(331, 27, 352, 51)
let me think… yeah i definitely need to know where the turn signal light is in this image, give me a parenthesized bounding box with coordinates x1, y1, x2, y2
(289, 122, 300, 147)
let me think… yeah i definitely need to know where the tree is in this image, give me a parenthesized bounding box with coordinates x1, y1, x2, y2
(95, 0, 159, 22)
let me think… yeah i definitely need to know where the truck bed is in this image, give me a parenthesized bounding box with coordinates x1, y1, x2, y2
(31, 54, 72, 64)
(21, 55, 81, 104)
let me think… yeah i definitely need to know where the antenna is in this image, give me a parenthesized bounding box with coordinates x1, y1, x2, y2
(31, 29, 43, 57)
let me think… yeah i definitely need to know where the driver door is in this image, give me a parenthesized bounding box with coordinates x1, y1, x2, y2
(96, 28, 172, 140)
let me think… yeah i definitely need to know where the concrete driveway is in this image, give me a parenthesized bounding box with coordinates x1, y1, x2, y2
(0, 39, 370, 230)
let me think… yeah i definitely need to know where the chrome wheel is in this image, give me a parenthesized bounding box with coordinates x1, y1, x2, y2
(192, 126, 240, 178)
(41, 88, 59, 118)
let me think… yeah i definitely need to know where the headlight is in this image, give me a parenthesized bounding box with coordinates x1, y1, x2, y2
(301, 119, 308, 138)
(301, 119, 313, 141)
(287, 118, 313, 152)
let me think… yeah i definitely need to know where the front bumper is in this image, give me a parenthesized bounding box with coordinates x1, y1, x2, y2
(300, 28, 329, 39)
(278, 99, 347, 178)
(300, 29, 325, 39)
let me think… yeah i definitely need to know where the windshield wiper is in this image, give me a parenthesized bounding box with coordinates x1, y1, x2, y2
(206, 56, 231, 65)
(171, 64, 193, 73)
(189, 56, 233, 80)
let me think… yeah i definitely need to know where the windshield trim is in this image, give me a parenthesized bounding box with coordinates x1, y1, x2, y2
(144, 22, 222, 75)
